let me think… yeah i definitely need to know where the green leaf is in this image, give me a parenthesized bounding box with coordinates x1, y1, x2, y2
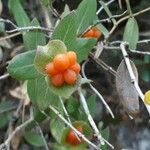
(23, 18, 46, 50)
(52, 144, 87, 150)
(141, 56, 150, 82)
(66, 97, 80, 114)
(50, 118, 66, 143)
(100, 127, 110, 150)
(27, 75, 59, 110)
(0, 100, 18, 114)
(8, 0, 30, 27)
(7, 50, 39, 80)
(52, 12, 76, 50)
(76, 0, 97, 35)
(96, 23, 109, 38)
(0, 22, 5, 33)
(42, 0, 52, 7)
(46, 75, 83, 99)
(34, 40, 67, 75)
(24, 131, 45, 147)
(87, 95, 97, 117)
(123, 17, 139, 49)
(0, 114, 9, 128)
(75, 38, 96, 62)
(61, 5, 71, 19)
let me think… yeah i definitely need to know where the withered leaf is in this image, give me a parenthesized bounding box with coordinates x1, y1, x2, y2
(116, 60, 139, 115)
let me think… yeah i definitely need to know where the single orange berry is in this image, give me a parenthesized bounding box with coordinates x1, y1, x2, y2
(67, 51, 77, 66)
(70, 63, 80, 74)
(93, 27, 101, 39)
(82, 29, 94, 38)
(64, 69, 77, 85)
(45, 62, 58, 76)
(66, 126, 83, 146)
(51, 73, 64, 87)
(53, 53, 70, 71)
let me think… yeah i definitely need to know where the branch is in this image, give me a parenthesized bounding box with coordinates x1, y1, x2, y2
(120, 42, 150, 116)
(96, 0, 115, 15)
(78, 88, 114, 149)
(97, 10, 127, 23)
(89, 52, 117, 76)
(105, 6, 150, 41)
(42, 106, 100, 150)
(0, 117, 34, 150)
(0, 18, 53, 33)
(59, 97, 82, 142)
(0, 32, 21, 42)
(35, 123, 49, 150)
(82, 60, 115, 119)
(0, 73, 9, 80)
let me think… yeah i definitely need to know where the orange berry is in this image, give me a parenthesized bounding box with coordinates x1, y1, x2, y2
(45, 62, 58, 76)
(66, 126, 83, 146)
(82, 29, 94, 38)
(64, 69, 77, 85)
(51, 73, 64, 87)
(93, 27, 101, 39)
(67, 51, 77, 66)
(70, 63, 80, 74)
(53, 53, 70, 71)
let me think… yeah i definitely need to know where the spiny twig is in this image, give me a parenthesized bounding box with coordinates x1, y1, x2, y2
(120, 42, 150, 116)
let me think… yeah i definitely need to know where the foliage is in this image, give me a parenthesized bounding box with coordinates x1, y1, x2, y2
(0, 0, 149, 149)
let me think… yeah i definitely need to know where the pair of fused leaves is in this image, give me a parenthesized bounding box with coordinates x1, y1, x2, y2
(34, 40, 85, 100)
(116, 60, 139, 115)
(8, 0, 98, 110)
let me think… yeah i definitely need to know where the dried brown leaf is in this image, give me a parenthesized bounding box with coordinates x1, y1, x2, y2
(116, 60, 139, 115)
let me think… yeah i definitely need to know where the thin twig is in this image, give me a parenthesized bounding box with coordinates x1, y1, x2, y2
(78, 88, 114, 149)
(96, 0, 116, 15)
(59, 96, 71, 123)
(89, 52, 117, 76)
(0, 32, 21, 42)
(0, 73, 9, 80)
(35, 123, 49, 150)
(110, 39, 150, 45)
(6, 26, 53, 33)
(106, 6, 150, 41)
(42, 106, 100, 150)
(0, 18, 53, 33)
(130, 49, 150, 55)
(0, 117, 34, 150)
(120, 42, 150, 115)
(82, 60, 115, 119)
(97, 10, 128, 23)
(0, 18, 18, 29)
(104, 44, 150, 55)
(59, 96, 81, 141)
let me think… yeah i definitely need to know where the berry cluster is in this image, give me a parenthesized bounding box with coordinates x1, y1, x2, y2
(82, 27, 101, 39)
(66, 126, 83, 146)
(45, 51, 80, 87)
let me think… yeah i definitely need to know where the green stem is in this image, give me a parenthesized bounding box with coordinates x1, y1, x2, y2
(125, 0, 133, 17)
